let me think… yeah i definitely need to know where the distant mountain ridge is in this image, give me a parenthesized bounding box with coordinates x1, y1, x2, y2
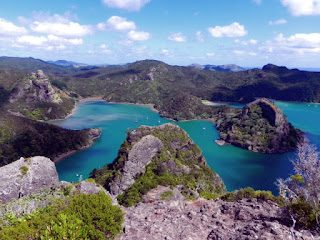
(189, 63, 245, 72)
(47, 60, 87, 68)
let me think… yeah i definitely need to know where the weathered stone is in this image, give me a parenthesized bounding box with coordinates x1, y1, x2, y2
(0, 156, 59, 204)
(118, 198, 318, 240)
(109, 135, 164, 195)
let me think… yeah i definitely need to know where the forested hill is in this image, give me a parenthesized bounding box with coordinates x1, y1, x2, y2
(1, 57, 320, 121)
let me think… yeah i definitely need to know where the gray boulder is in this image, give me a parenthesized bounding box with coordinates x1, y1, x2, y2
(0, 156, 59, 204)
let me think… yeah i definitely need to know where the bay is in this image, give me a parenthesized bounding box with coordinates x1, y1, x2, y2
(53, 100, 320, 194)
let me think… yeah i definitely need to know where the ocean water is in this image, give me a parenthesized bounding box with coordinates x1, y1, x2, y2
(53, 100, 320, 194)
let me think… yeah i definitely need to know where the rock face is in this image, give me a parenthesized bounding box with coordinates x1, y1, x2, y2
(91, 123, 225, 206)
(120, 198, 315, 240)
(0, 156, 59, 204)
(215, 98, 302, 153)
(9, 70, 62, 104)
(109, 135, 164, 195)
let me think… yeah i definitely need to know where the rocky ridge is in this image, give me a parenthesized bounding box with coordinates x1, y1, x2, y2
(215, 98, 302, 153)
(91, 123, 225, 206)
(119, 196, 316, 240)
(9, 70, 62, 104)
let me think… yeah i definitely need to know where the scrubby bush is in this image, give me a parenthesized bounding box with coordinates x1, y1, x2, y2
(0, 192, 124, 240)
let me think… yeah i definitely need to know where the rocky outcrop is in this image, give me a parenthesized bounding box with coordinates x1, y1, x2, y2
(9, 70, 62, 104)
(120, 197, 316, 240)
(91, 123, 225, 206)
(215, 98, 303, 153)
(0, 156, 59, 204)
(109, 135, 163, 195)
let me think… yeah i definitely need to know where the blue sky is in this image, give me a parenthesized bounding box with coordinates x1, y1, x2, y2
(0, 0, 320, 67)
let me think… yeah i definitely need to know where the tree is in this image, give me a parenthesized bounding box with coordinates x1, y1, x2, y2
(277, 138, 320, 231)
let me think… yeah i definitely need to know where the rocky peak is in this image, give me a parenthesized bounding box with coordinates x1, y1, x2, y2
(216, 98, 302, 153)
(91, 123, 225, 206)
(242, 98, 285, 127)
(9, 70, 63, 105)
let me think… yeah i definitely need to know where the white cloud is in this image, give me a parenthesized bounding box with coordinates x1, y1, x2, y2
(31, 21, 91, 37)
(97, 16, 136, 32)
(206, 52, 215, 57)
(233, 50, 245, 55)
(16, 34, 83, 50)
(280, 0, 320, 16)
(196, 31, 204, 42)
(99, 44, 112, 54)
(102, 0, 150, 11)
(127, 30, 151, 41)
(208, 22, 247, 38)
(17, 35, 47, 46)
(168, 32, 186, 42)
(249, 39, 258, 45)
(0, 18, 27, 35)
(269, 18, 288, 25)
(161, 49, 169, 56)
(253, 0, 262, 5)
(274, 33, 320, 52)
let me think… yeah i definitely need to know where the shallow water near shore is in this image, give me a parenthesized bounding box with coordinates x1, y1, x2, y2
(53, 100, 320, 194)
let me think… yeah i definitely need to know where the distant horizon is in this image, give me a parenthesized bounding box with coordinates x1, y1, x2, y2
(0, 1, 319, 68)
(2, 55, 320, 72)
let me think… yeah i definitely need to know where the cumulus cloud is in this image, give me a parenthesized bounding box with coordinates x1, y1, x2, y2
(168, 32, 187, 42)
(280, 0, 320, 16)
(161, 49, 169, 56)
(102, 0, 150, 11)
(208, 22, 247, 38)
(269, 18, 288, 25)
(31, 21, 91, 37)
(273, 33, 320, 52)
(196, 31, 204, 42)
(97, 16, 136, 32)
(127, 30, 151, 41)
(0, 18, 27, 35)
(17, 35, 47, 46)
(16, 34, 83, 50)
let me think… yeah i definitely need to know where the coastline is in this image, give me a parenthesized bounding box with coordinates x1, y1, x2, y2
(53, 132, 101, 163)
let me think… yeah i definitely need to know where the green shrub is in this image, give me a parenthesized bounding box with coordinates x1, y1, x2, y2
(161, 191, 174, 200)
(0, 192, 124, 240)
(19, 166, 28, 175)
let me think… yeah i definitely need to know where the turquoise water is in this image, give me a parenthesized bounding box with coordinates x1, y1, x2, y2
(53, 100, 320, 194)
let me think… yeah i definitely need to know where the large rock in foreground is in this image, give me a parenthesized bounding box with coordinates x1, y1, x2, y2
(0, 156, 59, 204)
(215, 98, 303, 153)
(120, 198, 314, 240)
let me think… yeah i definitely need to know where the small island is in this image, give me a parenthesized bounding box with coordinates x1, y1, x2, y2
(214, 98, 303, 153)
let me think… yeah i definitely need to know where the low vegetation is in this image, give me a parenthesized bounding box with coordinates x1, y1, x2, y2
(277, 139, 320, 231)
(0, 192, 124, 240)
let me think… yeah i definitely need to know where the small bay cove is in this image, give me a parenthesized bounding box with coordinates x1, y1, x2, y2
(52, 100, 320, 194)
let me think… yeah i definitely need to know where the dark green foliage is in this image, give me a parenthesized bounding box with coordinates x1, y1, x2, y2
(0, 192, 124, 240)
(0, 114, 93, 166)
(51, 79, 68, 90)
